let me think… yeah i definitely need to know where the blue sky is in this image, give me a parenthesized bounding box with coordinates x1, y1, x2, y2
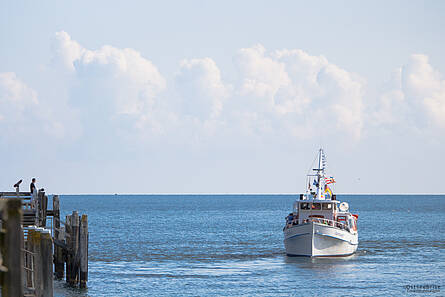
(1, 1, 444, 194)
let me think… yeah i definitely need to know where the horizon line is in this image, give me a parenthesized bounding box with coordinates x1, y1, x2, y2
(50, 192, 445, 196)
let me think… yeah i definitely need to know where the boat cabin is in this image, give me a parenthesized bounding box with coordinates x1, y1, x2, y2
(285, 197, 357, 232)
(294, 199, 339, 223)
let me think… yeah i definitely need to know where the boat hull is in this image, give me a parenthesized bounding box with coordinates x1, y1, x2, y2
(283, 222, 358, 257)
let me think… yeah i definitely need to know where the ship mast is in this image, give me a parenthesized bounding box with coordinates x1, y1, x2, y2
(306, 148, 328, 200)
(312, 148, 327, 200)
(317, 148, 323, 199)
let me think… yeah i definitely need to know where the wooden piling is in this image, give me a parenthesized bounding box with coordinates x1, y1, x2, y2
(70, 211, 80, 286)
(38, 190, 48, 227)
(65, 215, 72, 285)
(1, 199, 24, 297)
(29, 229, 43, 297)
(40, 230, 53, 297)
(1, 186, 89, 292)
(52, 195, 64, 279)
(79, 214, 88, 288)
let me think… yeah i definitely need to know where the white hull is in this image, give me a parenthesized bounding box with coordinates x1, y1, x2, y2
(283, 222, 358, 257)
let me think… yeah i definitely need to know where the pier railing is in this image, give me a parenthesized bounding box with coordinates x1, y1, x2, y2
(0, 185, 89, 297)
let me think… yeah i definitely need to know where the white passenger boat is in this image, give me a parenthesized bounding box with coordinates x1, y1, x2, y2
(283, 148, 358, 257)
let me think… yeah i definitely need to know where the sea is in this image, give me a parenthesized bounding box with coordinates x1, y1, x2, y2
(52, 194, 445, 297)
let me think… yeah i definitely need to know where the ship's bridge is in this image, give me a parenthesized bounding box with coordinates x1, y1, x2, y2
(294, 199, 340, 222)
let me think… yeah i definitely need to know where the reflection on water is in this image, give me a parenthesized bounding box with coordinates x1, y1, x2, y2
(284, 254, 360, 278)
(54, 281, 89, 297)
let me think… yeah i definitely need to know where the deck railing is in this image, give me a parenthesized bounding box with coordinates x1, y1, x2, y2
(307, 217, 350, 232)
(285, 217, 351, 232)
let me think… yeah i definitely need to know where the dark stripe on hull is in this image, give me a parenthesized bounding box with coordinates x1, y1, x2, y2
(286, 251, 356, 258)
(286, 232, 311, 240)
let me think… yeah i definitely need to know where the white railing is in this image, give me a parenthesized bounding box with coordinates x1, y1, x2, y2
(285, 217, 351, 232)
(306, 217, 349, 231)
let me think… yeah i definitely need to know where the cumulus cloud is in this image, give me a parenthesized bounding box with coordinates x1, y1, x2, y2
(375, 54, 445, 130)
(50, 35, 368, 141)
(403, 55, 445, 128)
(51, 31, 167, 136)
(52, 31, 85, 71)
(232, 45, 364, 139)
(0, 72, 38, 133)
(0, 72, 64, 139)
(175, 57, 230, 120)
(49, 34, 444, 146)
(235, 44, 290, 101)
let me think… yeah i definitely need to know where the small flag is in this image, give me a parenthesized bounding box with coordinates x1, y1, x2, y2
(325, 177, 336, 184)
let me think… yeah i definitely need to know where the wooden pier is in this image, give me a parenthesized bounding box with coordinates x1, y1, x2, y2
(0, 184, 89, 297)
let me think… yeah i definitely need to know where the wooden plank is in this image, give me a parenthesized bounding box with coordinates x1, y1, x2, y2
(1, 198, 24, 297)
(79, 214, 88, 288)
(0, 192, 32, 196)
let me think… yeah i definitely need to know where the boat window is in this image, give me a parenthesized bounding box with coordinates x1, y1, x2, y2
(311, 203, 321, 210)
(300, 203, 310, 210)
(337, 216, 346, 222)
(322, 203, 333, 210)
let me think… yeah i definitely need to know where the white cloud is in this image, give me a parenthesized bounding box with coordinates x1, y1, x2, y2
(232, 45, 364, 139)
(375, 54, 445, 130)
(0, 72, 38, 136)
(51, 31, 167, 135)
(0, 72, 65, 139)
(50, 36, 367, 141)
(52, 31, 85, 71)
(403, 54, 445, 128)
(175, 57, 230, 120)
(49, 35, 444, 146)
(235, 44, 290, 100)
(75, 45, 166, 116)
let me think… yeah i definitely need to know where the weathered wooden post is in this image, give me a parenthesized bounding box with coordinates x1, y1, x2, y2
(70, 211, 80, 286)
(79, 214, 88, 288)
(40, 230, 53, 297)
(35, 192, 41, 226)
(38, 190, 48, 227)
(53, 195, 64, 279)
(65, 215, 72, 285)
(1, 199, 24, 297)
(29, 229, 43, 297)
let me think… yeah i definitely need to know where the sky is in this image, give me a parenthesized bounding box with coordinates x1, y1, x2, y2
(1, 1, 445, 194)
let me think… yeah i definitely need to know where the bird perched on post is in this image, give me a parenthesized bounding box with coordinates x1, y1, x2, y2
(14, 179, 22, 188)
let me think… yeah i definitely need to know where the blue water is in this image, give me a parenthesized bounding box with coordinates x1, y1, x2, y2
(53, 195, 445, 296)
